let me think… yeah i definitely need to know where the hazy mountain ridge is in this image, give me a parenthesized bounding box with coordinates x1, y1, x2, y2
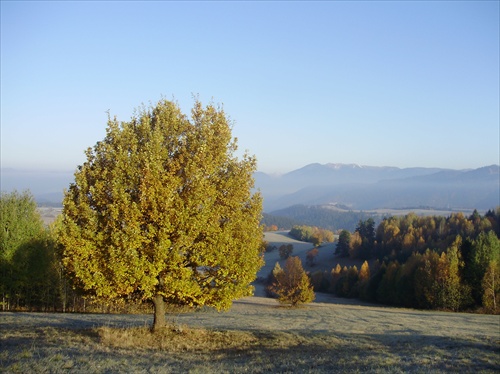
(1, 168, 73, 206)
(256, 163, 500, 212)
(1, 164, 499, 210)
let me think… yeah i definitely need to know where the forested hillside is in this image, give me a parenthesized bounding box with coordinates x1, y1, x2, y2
(308, 209, 500, 313)
(262, 204, 378, 232)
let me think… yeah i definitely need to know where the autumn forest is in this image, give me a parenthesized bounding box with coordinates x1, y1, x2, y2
(308, 210, 499, 313)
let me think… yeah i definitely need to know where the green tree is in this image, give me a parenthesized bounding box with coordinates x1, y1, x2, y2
(57, 99, 264, 330)
(376, 261, 400, 305)
(334, 265, 359, 298)
(356, 218, 375, 260)
(335, 230, 351, 257)
(467, 231, 500, 304)
(1, 191, 45, 263)
(413, 250, 440, 309)
(289, 225, 314, 242)
(271, 256, 315, 306)
(0, 191, 47, 310)
(11, 234, 61, 311)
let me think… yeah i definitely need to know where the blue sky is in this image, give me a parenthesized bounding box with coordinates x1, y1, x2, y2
(1, 1, 499, 174)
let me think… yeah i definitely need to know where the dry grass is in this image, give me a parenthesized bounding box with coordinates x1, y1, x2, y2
(97, 324, 260, 352)
(1, 296, 499, 373)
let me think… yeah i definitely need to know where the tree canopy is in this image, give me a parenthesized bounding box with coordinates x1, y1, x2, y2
(57, 99, 264, 329)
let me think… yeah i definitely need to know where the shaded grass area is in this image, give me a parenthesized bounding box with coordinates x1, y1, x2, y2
(1, 298, 499, 373)
(2, 323, 498, 373)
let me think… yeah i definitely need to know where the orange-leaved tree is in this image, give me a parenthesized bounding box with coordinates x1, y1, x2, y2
(271, 256, 315, 306)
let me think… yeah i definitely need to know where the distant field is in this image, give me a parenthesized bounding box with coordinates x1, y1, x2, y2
(37, 207, 62, 225)
(322, 204, 476, 217)
(260, 231, 318, 281)
(260, 231, 366, 294)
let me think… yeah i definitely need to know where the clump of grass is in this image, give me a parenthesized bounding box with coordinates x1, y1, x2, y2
(17, 349, 33, 359)
(97, 324, 261, 352)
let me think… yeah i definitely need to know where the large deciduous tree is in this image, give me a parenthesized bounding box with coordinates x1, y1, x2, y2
(57, 99, 264, 330)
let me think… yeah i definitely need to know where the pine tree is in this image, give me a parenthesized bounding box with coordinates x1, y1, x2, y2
(335, 230, 351, 257)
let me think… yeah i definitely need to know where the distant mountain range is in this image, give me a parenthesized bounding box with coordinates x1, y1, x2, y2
(2, 163, 499, 211)
(255, 163, 500, 212)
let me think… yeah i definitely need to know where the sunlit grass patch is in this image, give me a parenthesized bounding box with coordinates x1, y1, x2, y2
(97, 324, 260, 352)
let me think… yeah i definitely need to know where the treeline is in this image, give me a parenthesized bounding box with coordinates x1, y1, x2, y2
(0, 191, 141, 313)
(261, 213, 300, 231)
(264, 204, 378, 232)
(310, 210, 500, 313)
(289, 225, 335, 246)
(1, 191, 71, 311)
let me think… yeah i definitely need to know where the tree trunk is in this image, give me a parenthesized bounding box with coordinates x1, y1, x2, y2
(152, 294, 166, 331)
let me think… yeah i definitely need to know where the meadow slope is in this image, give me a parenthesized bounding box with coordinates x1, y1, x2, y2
(1, 297, 499, 373)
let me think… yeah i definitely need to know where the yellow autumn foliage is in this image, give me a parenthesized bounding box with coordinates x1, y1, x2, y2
(57, 99, 264, 326)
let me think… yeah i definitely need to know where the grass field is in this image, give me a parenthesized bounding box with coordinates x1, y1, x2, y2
(1, 296, 499, 373)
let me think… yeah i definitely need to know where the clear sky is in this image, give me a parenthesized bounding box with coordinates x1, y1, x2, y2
(1, 1, 499, 174)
